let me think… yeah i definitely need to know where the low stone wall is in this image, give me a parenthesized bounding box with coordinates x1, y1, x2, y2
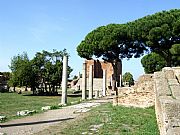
(114, 74, 155, 108)
(154, 67, 180, 135)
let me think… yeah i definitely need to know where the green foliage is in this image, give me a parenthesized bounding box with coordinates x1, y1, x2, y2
(8, 52, 33, 88)
(141, 52, 167, 73)
(8, 49, 73, 95)
(122, 72, 134, 86)
(77, 9, 180, 68)
(170, 44, 180, 66)
(73, 75, 78, 80)
(0, 91, 80, 121)
(141, 44, 180, 73)
(50, 105, 60, 110)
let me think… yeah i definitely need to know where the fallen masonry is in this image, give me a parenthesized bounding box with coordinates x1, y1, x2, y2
(0, 116, 6, 122)
(41, 106, 51, 111)
(17, 110, 36, 116)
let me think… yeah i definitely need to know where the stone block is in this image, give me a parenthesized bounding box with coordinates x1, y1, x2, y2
(160, 99, 180, 132)
(154, 72, 165, 79)
(168, 79, 179, 86)
(17, 110, 36, 116)
(155, 79, 171, 97)
(172, 67, 180, 83)
(41, 106, 51, 111)
(162, 67, 176, 79)
(170, 85, 180, 100)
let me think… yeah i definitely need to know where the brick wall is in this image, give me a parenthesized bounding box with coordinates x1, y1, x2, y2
(85, 60, 122, 82)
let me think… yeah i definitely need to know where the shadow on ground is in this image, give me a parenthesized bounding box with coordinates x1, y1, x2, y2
(0, 117, 74, 128)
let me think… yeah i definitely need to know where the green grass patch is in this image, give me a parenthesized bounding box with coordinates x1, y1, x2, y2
(61, 103, 159, 135)
(0, 91, 81, 121)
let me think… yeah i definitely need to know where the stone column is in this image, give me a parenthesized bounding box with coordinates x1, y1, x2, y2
(89, 65, 93, 99)
(61, 56, 68, 105)
(103, 69, 107, 96)
(119, 74, 122, 87)
(82, 63, 87, 100)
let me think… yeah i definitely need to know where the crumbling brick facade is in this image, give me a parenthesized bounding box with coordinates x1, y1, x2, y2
(85, 59, 122, 83)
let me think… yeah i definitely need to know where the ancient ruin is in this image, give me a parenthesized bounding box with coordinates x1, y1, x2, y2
(113, 67, 180, 135)
(154, 67, 180, 135)
(113, 74, 155, 108)
(72, 59, 122, 98)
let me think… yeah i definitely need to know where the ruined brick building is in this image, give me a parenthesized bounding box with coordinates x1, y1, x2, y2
(71, 59, 122, 91)
(85, 59, 122, 86)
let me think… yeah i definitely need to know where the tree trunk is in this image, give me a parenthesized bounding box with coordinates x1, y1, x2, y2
(156, 50, 172, 67)
(49, 83, 51, 94)
(111, 60, 119, 95)
(52, 84, 55, 95)
(166, 50, 172, 67)
(25, 85, 28, 91)
(13, 86, 16, 92)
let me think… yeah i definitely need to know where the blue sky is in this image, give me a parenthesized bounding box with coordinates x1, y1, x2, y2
(0, 0, 180, 80)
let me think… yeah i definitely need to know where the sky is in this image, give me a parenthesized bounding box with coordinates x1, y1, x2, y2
(0, 0, 180, 80)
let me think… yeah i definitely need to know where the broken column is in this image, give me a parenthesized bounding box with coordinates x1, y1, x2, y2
(61, 56, 68, 105)
(89, 65, 93, 99)
(82, 63, 87, 100)
(102, 69, 107, 96)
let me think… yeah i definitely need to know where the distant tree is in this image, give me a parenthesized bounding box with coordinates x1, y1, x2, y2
(122, 72, 134, 86)
(73, 75, 78, 80)
(9, 49, 73, 95)
(127, 9, 180, 66)
(170, 44, 180, 66)
(77, 9, 180, 93)
(141, 52, 167, 73)
(31, 49, 72, 95)
(77, 24, 146, 92)
(8, 52, 33, 91)
(141, 44, 180, 74)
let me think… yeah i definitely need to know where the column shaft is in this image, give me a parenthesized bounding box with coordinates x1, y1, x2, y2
(89, 65, 93, 99)
(61, 56, 68, 104)
(82, 63, 87, 100)
(103, 69, 107, 96)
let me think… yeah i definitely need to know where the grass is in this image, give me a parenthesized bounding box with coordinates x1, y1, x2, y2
(0, 91, 81, 121)
(61, 103, 159, 135)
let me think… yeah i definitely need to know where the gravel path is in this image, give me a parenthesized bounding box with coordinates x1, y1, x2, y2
(0, 97, 113, 135)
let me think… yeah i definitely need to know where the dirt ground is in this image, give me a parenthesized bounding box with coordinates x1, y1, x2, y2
(0, 97, 113, 135)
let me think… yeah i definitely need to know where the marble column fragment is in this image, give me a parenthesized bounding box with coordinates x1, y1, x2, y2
(82, 63, 87, 100)
(61, 56, 68, 105)
(89, 65, 93, 99)
(102, 69, 107, 96)
(119, 74, 122, 87)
